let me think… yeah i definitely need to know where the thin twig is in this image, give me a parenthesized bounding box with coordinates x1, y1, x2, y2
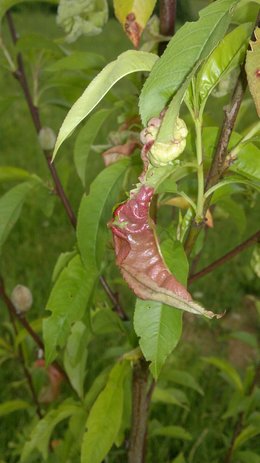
(189, 230, 260, 284)
(5, 10, 127, 320)
(158, 0, 177, 55)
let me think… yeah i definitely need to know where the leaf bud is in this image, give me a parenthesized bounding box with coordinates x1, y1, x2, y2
(11, 285, 33, 313)
(38, 127, 57, 151)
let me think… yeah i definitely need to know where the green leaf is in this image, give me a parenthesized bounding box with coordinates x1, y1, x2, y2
(203, 356, 243, 392)
(52, 250, 77, 282)
(152, 387, 188, 408)
(77, 158, 131, 271)
(16, 33, 62, 56)
(74, 108, 114, 186)
(43, 255, 95, 364)
(134, 240, 188, 378)
(64, 321, 89, 399)
(0, 0, 58, 21)
(0, 181, 33, 252)
(21, 400, 81, 462)
(245, 27, 260, 117)
(151, 425, 192, 441)
(46, 51, 105, 72)
(139, 0, 238, 125)
(0, 166, 31, 183)
(81, 361, 130, 463)
(197, 23, 252, 106)
(53, 50, 158, 157)
(171, 453, 186, 463)
(234, 425, 260, 450)
(0, 400, 29, 417)
(114, 0, 156, 47)
(92, 308, 126, 335)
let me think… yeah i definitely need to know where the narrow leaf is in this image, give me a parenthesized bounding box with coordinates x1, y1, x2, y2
(43, 255, 94, 364)
(64, 321, 88, 399)
(81, 361, 129, 463)
(113, 0, 156, 47)
(234, 425, 260, 449)
(139, 0, 238, 125)
(151, 425, 192, 441)
(53, 50, 158, 157)
(46, 51, 105, 72)
(203, 356, 243, 392)
(0, 166, 30, 183)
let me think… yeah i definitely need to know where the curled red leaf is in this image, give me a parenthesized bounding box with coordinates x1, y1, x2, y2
(109, 185, 221, 318)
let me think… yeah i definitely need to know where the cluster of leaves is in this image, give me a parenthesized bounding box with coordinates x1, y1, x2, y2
(0, 0, 259, 462)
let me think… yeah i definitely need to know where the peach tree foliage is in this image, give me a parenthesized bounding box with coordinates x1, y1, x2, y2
(0, 0, 259, 462)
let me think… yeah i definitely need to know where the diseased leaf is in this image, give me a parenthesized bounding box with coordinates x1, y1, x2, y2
(113, 0, 156, 47)
(43, 255, 95, 364)
(245, 27, 260, 116)
(77, 158, 131, 271)
(111, 185, 221, 319)
(21, 400, 81, 462)
(139, 0, 238, 126)
(74, 108, 114, 186)
(197, 23, 252, 106)
(53, 50, 158, 157)
(81, 361, 130, 463)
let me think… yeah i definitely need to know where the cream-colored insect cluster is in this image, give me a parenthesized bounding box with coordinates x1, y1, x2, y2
(140, 116, 188, 167)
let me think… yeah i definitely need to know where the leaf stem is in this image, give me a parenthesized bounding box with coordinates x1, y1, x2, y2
(188, 230, 260, 284)
(194, 116, 204, 222)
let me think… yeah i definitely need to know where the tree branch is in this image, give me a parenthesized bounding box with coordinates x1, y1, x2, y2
(189, 230, 260, 284)
(5, 10, 127, 320)
(158, 0, 176, 55)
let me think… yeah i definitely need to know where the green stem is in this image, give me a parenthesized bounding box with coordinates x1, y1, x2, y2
(194, 116, 204, 222)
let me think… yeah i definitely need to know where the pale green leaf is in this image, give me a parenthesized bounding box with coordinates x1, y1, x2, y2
(81, 361, 130, 463)
(77, 158, 131, 271)
(0, 0, 58, 21)
(171, 453, 186, 463)
(0, 400, 29, 417)
(0, 181, 33, 251)
(197, 23, 252, 106)
(152, 387, 187, 408)
(52, 250, 77, 282)
(64, 321, 88, 399)
(203, 356, 243, 392)
(43, 255, 95, 364)
(21, 400, 81, 462)
(139, 0, 238, 125)
(162, 369, 204, 395)
(53, 50, 158, 157)
(73, 108, 114, 185)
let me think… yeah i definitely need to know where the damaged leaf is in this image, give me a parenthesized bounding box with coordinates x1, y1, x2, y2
(109, 185, 221, 318)
(113, 0, 156, 47)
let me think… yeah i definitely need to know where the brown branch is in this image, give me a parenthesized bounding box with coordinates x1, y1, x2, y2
(158, 0, 176, 55)
(128, 359, 150, 463)
(5, 10, 127, 320)
(189, 230, 260, 284)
